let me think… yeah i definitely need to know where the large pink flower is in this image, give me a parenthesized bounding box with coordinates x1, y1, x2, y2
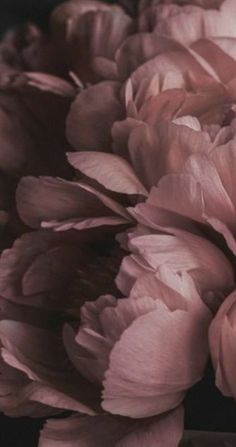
(69, 268, 211, 418)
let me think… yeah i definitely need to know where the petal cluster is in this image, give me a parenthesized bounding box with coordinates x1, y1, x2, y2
(1, 0, 236, 446)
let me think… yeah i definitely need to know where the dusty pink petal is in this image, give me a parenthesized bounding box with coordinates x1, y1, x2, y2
(75, 296, 160, 385)
(102, 296, 210, 417)
(40, 179, 131, 231)
(116, 33, 185, 79)
(0, 358, 57, 417)
(51, 1, 129, 82)
(148, 174, 204, 222)
(129, 202, 199, 237)
(0, 321, 98, 414)
(209, 290, 236, 397)
(183, 154, 236, 225)
(0, 230, 93, 309)
(13, 72, 76, 97)
(137, 89, 186, 124)
(70, 9, 133, 79)
(127, 122, 210, 189)
(16, 176, 127, 229)
(191, 38, 236, 83)
(129, 230, 234, 295)
(68, 152, 148, 196)
(129, 44, 217, 93)
(74, 276, 210, 417)
(115, 254, 150, 296)
(210, 141, 236, 207)
(215, 317, 236, 396)
(39, 406, 183, 447)
(112, 118, 142, 160)
(0, 231, 65, 300)
(130, 267, 200, 310)
(155, 0, 236, 46)
(66, 81, 123, 151)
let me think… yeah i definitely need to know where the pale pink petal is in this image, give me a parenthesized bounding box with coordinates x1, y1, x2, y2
(191, 38, 236, 83)
(127, 122, 210, 189)
(116, 254, 152, 296)
(68, 152, 148, 195)
(12, 72, 76, 97)
(183, 154, 236, 225)
(116, 34, 186, 79)
(149, 174, 204, 223)
(102, 298, 209, 417)
(127, 230, 234, 296)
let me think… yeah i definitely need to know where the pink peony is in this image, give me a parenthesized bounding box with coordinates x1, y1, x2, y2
(2, 0, 236, 445)
(70, 268, 211, 418)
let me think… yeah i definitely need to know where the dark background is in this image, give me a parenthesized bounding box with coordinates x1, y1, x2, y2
(0, 1, 235, 445)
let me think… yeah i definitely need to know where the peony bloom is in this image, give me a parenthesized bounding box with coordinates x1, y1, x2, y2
(0, 226, 125, 420)
(0, 231, 185, 445)
(65, 268, 211, 418)
(65, 0, 236, 154)
(209, 290, 236, 400)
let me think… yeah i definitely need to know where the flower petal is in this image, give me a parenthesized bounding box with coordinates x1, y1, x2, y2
(66, 81, 123, 151)
(68, 152, 148, 196)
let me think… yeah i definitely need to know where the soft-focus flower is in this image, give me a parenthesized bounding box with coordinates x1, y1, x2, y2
(0, 24, 64, 85)
(50, 0, 134, 83)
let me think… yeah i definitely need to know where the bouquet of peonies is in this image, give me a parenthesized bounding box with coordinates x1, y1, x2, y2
(1, 0, 236, 445)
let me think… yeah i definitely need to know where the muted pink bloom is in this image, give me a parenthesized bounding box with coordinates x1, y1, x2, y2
(67, 268, 211, 418)
(0, 228, 122, 416)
